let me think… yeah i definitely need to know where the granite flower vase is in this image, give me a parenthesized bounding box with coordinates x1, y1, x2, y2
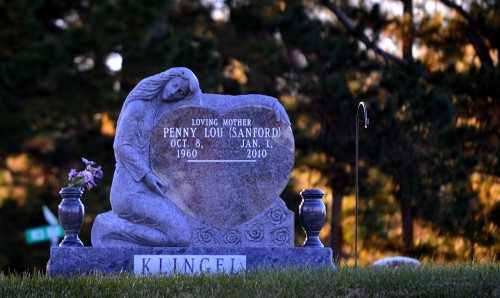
(299, 189, 326, 247)
(58, 187, 85, 247)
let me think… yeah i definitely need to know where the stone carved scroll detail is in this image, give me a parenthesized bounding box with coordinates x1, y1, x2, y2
(190, 198, 293, 247)
(195, 228, 220, 245)
(244, 223, 265, 242)
(266, 206, 288, 225)
(193, 224, 290, 246)
(222, 229, 242, 246)
(271, 228, 290, 246)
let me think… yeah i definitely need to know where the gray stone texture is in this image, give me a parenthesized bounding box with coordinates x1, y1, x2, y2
(151, 105, 293, 229)
(46, 246, 334, 276)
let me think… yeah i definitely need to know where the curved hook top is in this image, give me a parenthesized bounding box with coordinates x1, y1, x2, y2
(357, 101, 369, 128)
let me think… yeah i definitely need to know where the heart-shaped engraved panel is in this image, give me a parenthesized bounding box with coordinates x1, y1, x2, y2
(150, 105, 294, 229)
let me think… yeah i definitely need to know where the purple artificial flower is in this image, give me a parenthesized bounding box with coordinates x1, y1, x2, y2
(94, 166, 104, 179)
(68, 169, 78, 181)
(82, 157, 96, 166)
(86, 179, 97, 190)
(79, 169, 94, 183)
(67, 157, 103, 192)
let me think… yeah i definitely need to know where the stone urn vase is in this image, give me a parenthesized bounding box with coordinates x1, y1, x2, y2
(58, 187, 85, 247)
(299, 189, 326, 247)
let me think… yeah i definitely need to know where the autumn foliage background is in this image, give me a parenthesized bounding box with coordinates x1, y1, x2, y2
(0, 0, 498, 272)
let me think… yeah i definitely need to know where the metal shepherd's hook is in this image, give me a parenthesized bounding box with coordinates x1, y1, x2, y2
(355, 101, 369, 268)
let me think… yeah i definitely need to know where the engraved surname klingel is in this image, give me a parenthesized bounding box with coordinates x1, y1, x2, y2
(134, 255, 247, 275)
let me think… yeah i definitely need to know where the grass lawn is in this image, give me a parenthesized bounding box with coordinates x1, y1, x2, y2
(1, 262, 499, 297)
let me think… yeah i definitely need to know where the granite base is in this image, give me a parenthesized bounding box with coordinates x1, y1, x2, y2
(46, 246, 334, 276)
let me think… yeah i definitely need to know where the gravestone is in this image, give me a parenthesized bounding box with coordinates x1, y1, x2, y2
(47, 67, 334, 275)
(90, 67, 295, 247)
(373, 256, 420, 268)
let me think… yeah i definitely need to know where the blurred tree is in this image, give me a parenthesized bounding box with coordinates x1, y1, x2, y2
(319, 0, 500, 260)
(0, 0, 222, 272)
